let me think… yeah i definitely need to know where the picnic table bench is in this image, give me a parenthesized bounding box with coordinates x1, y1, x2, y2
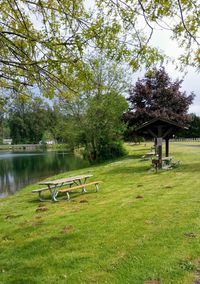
(162, 156, 173, 165)
(141, 152, 157, 160)
(59, 181, 102, 200)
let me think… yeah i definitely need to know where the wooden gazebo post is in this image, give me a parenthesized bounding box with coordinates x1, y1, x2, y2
(165, 138, 169, 157)
(157, 125, 162, 168)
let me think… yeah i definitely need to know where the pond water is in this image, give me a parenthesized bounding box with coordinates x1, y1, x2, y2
(0, 150, 90, 198)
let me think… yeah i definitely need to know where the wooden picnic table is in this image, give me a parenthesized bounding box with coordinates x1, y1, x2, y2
(152, 156, 173, 171)
(162, 156, 173, 161)
(38, 174, 93, 201)
(141, 151, 157, 160)
(162, 156, 173, 165)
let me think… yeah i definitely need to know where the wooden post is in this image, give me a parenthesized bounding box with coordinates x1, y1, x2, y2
(157, 125, 163, 168)
(154, 138, 157, 155)
(165, 138, 169, 157)
(157, 138, 162, 168)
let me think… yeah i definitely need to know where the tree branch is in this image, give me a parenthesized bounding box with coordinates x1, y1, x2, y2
(177, 0, 200, 45)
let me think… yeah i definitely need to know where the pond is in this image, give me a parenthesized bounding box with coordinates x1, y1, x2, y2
(0, 150, 90, 198)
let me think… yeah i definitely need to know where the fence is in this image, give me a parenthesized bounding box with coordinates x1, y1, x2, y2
(171, 138, 200, 142)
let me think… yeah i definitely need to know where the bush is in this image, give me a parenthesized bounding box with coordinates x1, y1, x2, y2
(84, 140, 127, 162)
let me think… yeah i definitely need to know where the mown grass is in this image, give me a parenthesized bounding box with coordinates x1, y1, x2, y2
(1, 142, 200, 284)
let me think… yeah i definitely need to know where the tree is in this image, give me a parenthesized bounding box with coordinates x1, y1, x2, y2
(125, 67, 195, 128)
(8, 96, 56, 143)
(97, 0, 200, 68)
(81, 92, 128, 160)
(0, 1, 199, 96)
(178, 114, 200, 138)
(58, 53, 129, 160)
(0, 96, 6, 142)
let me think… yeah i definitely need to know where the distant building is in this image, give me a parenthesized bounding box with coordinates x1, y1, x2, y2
(46, 140, 56, 145)
(39, 140, 57, 145)
(3, 139, 12, 145)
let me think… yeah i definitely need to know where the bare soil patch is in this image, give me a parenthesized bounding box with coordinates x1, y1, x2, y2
(61, 225, 73, 234)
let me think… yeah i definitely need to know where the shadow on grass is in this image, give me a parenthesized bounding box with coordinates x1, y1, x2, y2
(180, 162, 200, 173)
(28, 190, 95, 204)
(126, 153, 146, 159)
(105, 164, 151, 175)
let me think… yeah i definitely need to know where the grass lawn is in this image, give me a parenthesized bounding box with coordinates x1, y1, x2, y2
(1, 142, 200, 284)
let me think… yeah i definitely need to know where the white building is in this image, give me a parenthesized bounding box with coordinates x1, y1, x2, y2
(3, 139, 12, 145)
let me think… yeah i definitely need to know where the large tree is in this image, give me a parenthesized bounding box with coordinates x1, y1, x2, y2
(125, 67, 195, 128)
(0, 0, 199, 96)
(58, 53, 129, 160)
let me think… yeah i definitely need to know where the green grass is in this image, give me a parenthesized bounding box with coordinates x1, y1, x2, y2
(1, 142, 200, 284)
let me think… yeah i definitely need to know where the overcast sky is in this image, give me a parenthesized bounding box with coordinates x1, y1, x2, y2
(148, 29, 199, 115)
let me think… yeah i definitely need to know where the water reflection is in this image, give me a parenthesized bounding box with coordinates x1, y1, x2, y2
(0, 151, 90, 198)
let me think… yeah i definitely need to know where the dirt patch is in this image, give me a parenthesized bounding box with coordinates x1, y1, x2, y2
(50, 236, 60, 241)
(4, 214, 23, 219)
(194, 259, 200, 283)
(20, 220, 44, 227)
(31, 221, 44, 227)
(35, 215, 42, 219)
(194, 272, 200, 283)
(184, 232, 196, 238)
(2, 235, 14, 241)
(38, 203, 46, 207)
(136, 195, 143, 199)
(145, 280, 160, 284)
(79, 199, 89, 204)
(163, 185, 173, 189)
(36, 206, 48, 212)
(61, 225, 73, 234)
(145, 220, 154, 224)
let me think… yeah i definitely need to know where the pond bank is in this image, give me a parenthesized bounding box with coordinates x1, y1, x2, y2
(0, 150, 89, 198)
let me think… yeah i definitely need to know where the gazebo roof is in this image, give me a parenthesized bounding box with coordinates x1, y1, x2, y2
(136, 117, 187, 131)
(136, 117, 187, 139)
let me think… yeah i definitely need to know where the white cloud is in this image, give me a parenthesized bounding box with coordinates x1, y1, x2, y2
(150, 29, 200, 114)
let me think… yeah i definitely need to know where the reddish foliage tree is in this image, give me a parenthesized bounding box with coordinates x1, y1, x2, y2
(125, 68, 195, 128)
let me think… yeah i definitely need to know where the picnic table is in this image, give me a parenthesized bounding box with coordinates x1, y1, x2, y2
(162, 156, 173, 164)
(141, 151, 157, 160)
(34, 174, 93, 201)
(152, 156, 174, 171)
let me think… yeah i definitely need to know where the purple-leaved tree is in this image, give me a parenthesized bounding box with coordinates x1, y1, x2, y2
(125, 67, 195, 128)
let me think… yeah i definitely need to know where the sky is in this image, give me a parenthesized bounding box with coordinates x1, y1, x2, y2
(145, 29, 200, 115)
(153, 31, 200, 115)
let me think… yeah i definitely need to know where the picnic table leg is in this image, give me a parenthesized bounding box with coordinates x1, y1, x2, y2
(65, 192, 70, 200)
(74, 178, 87, 193)
(38, 191, 46, 202)
(95, 184, 99, 192)
(48, 185, 58, 202)
(81, 178, 88, 193)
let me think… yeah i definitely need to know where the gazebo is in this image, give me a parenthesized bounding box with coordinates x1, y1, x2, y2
(136, 117, 187, 167)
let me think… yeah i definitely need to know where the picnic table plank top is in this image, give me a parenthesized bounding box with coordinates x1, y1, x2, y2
(162, 156, 173, 161)
(39, 174, 93, 185)
(146, 152, 155, 155)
